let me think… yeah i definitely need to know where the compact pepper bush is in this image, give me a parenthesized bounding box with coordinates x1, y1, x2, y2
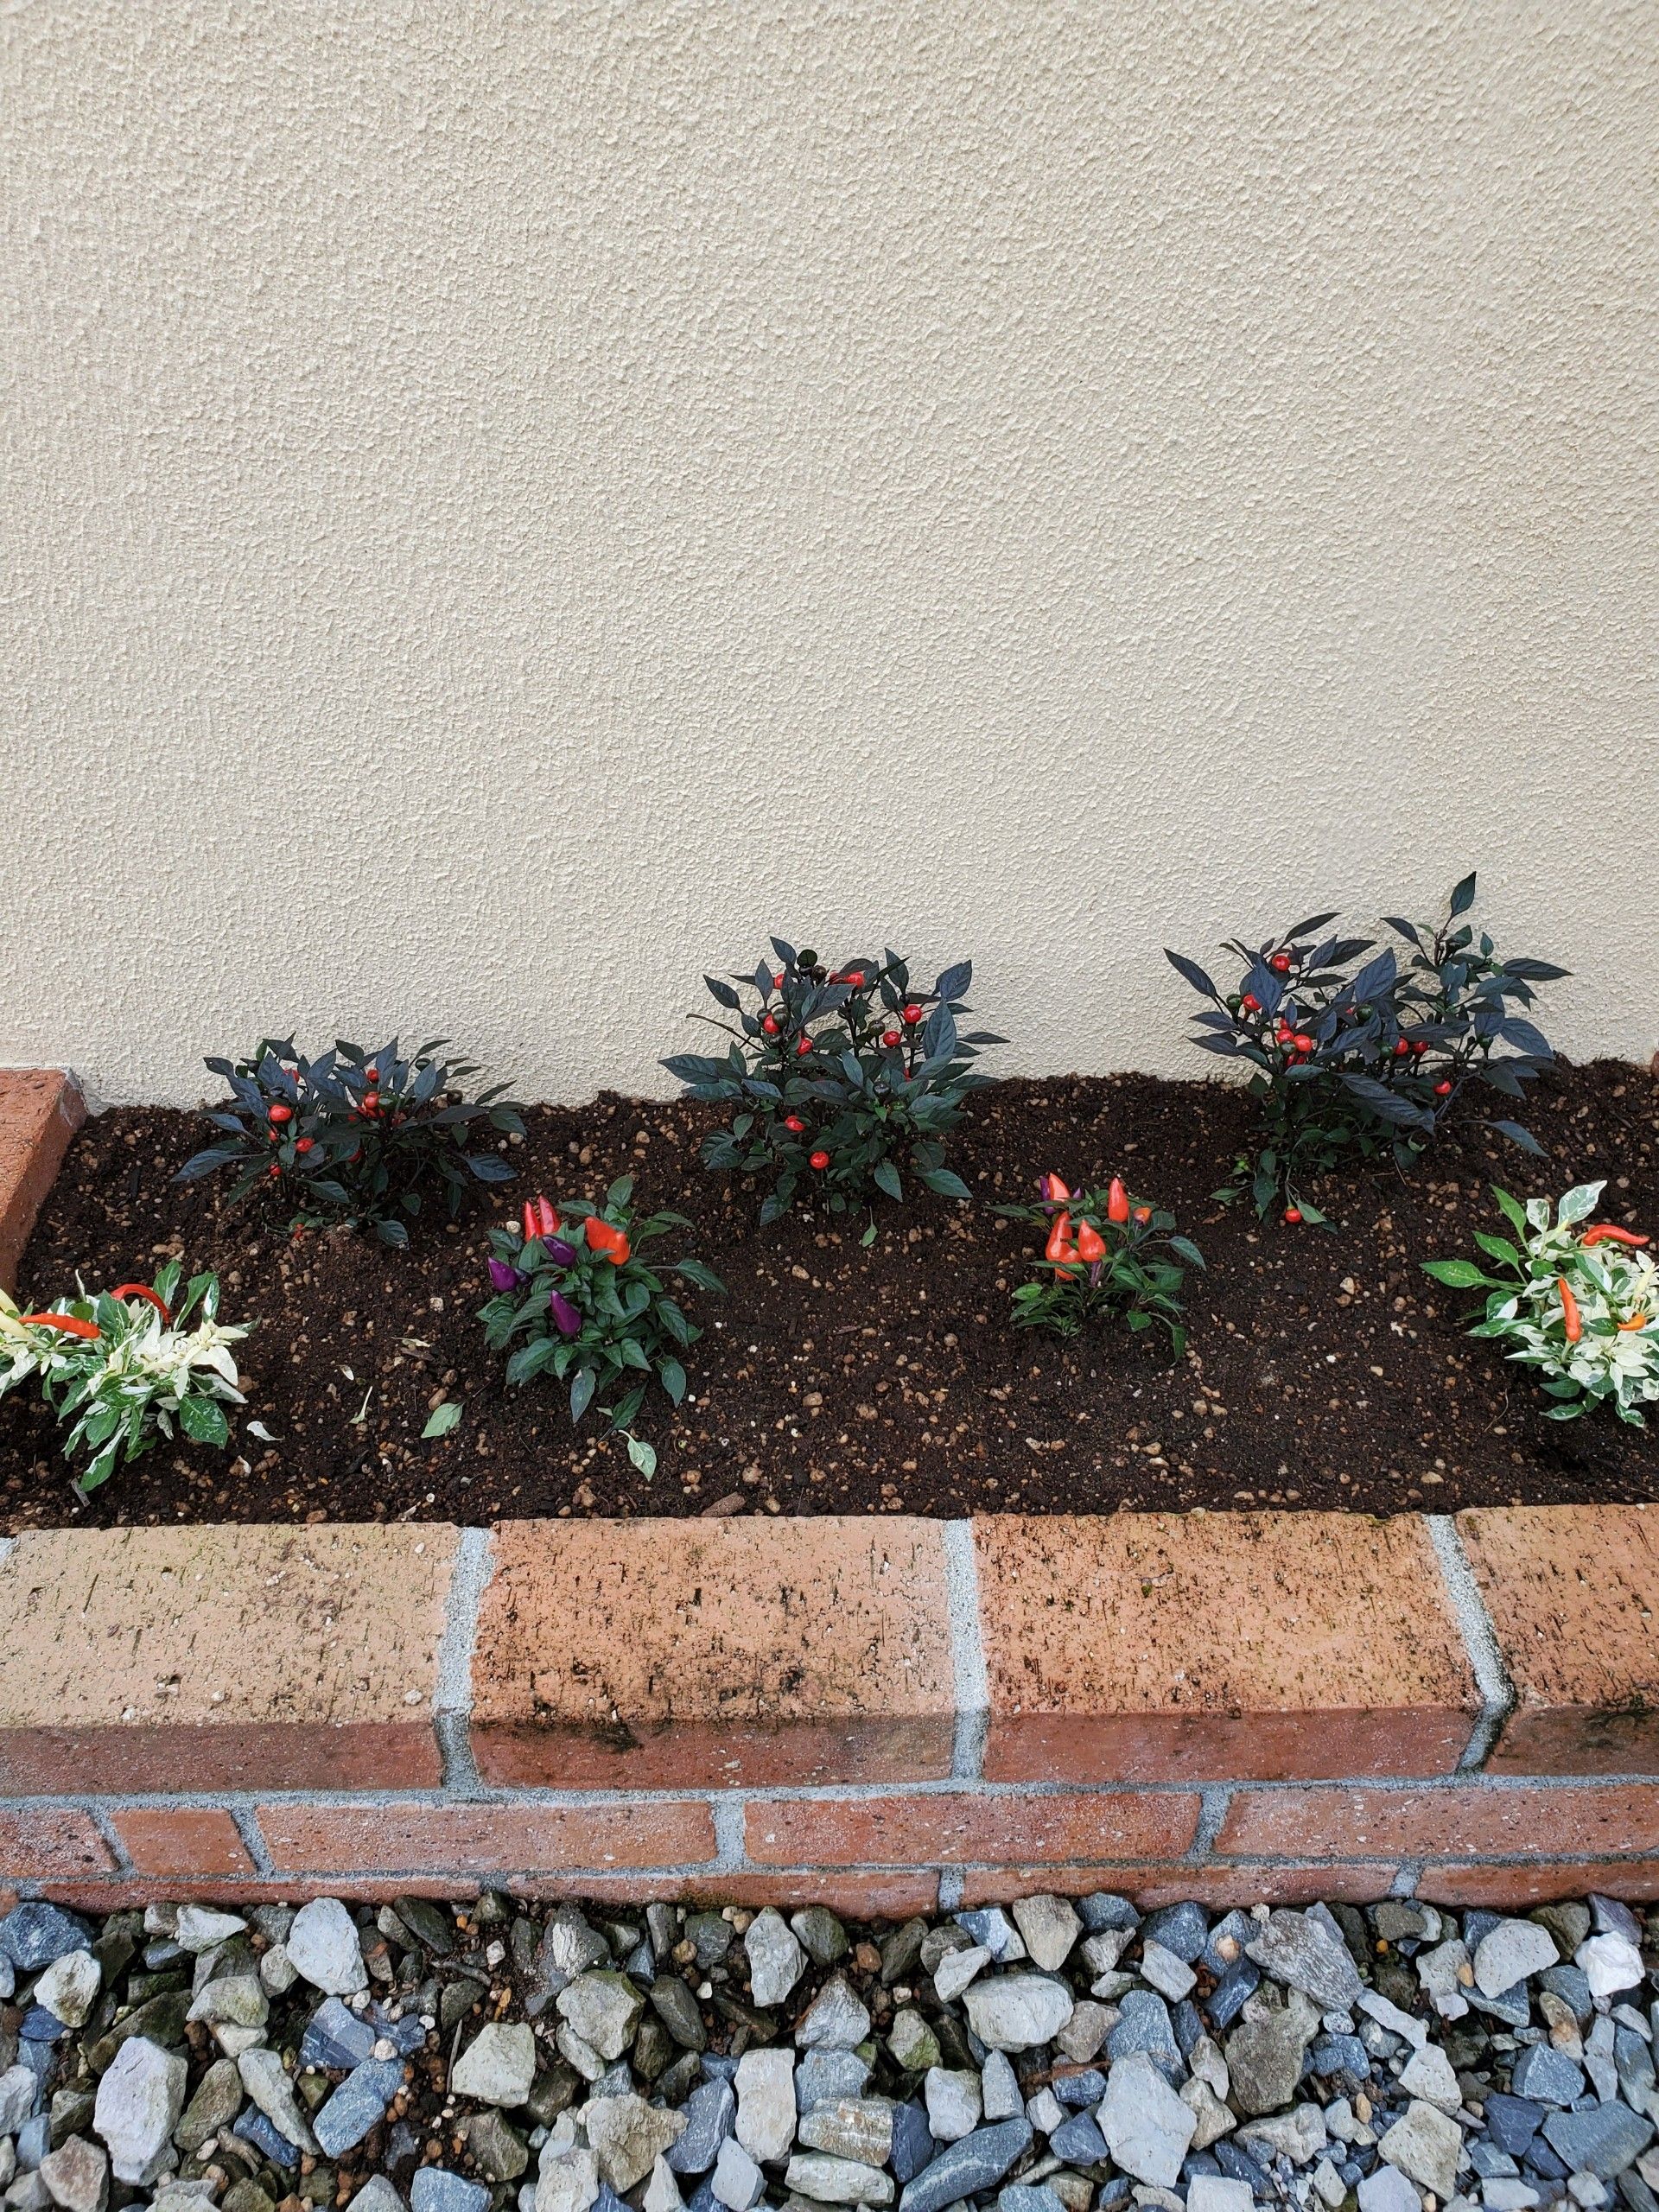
(1166, 873, 1567, 1222)
(995, 1173, 1204, 1354)
(0, 1262, 251, 1494)
(1424, 1181, 1659, 1427)
(478, 1178, 723, 1471)
(663, 939, 1002, 1224)
(177, 1036, 524, 1248)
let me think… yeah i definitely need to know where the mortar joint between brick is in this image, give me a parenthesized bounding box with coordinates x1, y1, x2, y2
(937, 1869, 965, 1910)
(1391, 1859, 1426, 1898)
(1425, 1512, 1515, 1770)
(434, 1526, 495, 1796)
(86, 1804, 134, 1878)
(232, 1804, 276, 1878)
(943, 1518, 989, 1781)
(710, 1800, 747, 1871)
(1187, 1785, 1231, 1863)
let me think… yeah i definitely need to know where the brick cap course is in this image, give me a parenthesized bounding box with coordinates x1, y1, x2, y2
(0, 1068, 84, 1296)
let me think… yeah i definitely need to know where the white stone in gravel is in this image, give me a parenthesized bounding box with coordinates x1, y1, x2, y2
(1579, 1933, 1644, 1999)
(1010, 1896, 1082, 1974)
(34, 1951, 99, 2030)
(535, 2145, 599, 2212)
(556, 1975, 644, 2063)
(286, 1899, 367, 1996)
(1098, 2050, 1197, 2189)
(175, 1908, 247, 1955)
(238, 2047, 320, 2154)
(1186, 2179, 1253, 2212)
(1055, 1999, 1109, 2064)
(782, 2153, 892, 2207)
(1180, 2075, 1236, 2153)
(933, 1945, 991, 2004)
(583, 2096, 687, 2194)
(258, 1943, 297, 1995)
(925, 2069, 982, 2144)
(796, 2098, 894, 2167)
(1359, 1991, 1429, 2048)
(1475, 1920, 1560, 1998)
(1400, 2041, 1463, 2114)
(1379, 2100, 1464, 2200)
(453, 2024, 536, 2108)
(349, 2183, 405, 2212)
(734, 2048, 796, 2165)
(963, 1973, 1075, 2052)
(982, 2051, 1022, 2123)
(1189, 2036, 1230, 2100)
(1239, 2104, 1327, 2166)
(37, 2139, 107, 2212)
(1027, 2088, 1065, 2134)
(794, 1976, 870, 2050)
(556, 2026, 605, 2082)
(1139, 1940, 1197, 2001)
(713, 2141, 767, 2211)
(1417, 1939, 1473, 2021)
(94, 2038, 188, 2185)
(644, 2159, 683, 2212)
(1484, 2184, 1541, 2211)
(744, 1911, 806, 2010)
(0, 2065, 36, 2133)
(1313, 2158, 1347, 2209)
(1359, 2167, 1422, 2212)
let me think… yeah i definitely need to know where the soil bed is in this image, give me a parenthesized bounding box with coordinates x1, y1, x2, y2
(5, 1063, 1657, 1529)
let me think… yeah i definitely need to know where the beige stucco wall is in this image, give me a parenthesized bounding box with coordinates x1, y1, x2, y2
(4, 0, 1655, 1109)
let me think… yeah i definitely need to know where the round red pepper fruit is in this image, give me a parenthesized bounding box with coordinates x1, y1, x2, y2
(1434, 1079, 1453, 1096)
(881, 1029, 901, 1048)
(902, 1003, 923, 1025)
(845, 969, 865, 987)
(1270, 952, 1292, 975)
(762, 1015, 780, 1036)
(1241, 994, 1261, 1014)
(269, 1163, 282, 1178)
(268, 1103, 293, 1124)
(796, 1037, 813, 1058)
(1393, 1039, 1412, 1057)
(810, 1150, 830, 1170)
(296, 1137, 314, 1154)
(365, 1066, 379, 1081)
(1284, 1205, 1303, 1224)
(1294, 1033, 1313, 1052)
(784, 1116, 806, 1133)
(363, 1092, 380, 1112)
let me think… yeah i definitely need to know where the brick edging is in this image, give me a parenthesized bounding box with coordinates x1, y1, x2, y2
(3, 1069, 1656, 1910)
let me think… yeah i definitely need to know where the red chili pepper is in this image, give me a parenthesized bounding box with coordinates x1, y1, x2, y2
(902, 1004, 923, 1026)
(845, 970, 865, 988)
(1106, 1179, 1131, 1224)
(785, 1116, 806, 1133)
(762, 1016, 780, 1036)
(268, 1103, 292, 1125)
(1284, 1206, 1303, 1224)
(296, 1137, 314, 1154)
(522, 1196, 558, 1242)
(1558, 1276, 1583, 1343)
(112, 1284, 172, 1325)
(1037, 1173, 1071, 1204)
(1270, 952, 1291, 975)
(1241, 994, 1261, 1014)
(21, 1313, 99, 1339)
(1582, 1225, 1651, 1249)
(809, 1150, 830, 1170)
(585, 1217, 631, 1265)
(1045, 1210, 1074, 1262)
(881, 1029, 902, 1048)
(1075, 1221, 1107, 1264)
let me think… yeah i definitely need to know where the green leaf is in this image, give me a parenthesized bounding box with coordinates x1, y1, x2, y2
(569, 1367, 597, 1425)
(1421, 1258, 1492, 1288)
(659, 1357, 687, 1405)
(917, 1166, 971, 1201)
(1473, 1232, 1522, 1268)
(179, 1395, 229, 1447)
(422, 1402, 463, 1439)
(626, 1434, 658, 1480)
(873, 1159, 903, 1203)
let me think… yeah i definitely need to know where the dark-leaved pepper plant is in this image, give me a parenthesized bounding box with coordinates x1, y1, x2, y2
(995, 1173, 1204, 1355)
(177, 1037, 524, 1247)
(664, 940, 1001, 1225)
(478, 1179, 722, 1477)
(1166, 873, 1566, 1224)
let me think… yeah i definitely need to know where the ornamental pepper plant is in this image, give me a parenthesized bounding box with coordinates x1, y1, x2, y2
(1166, 873, 1566, 1222)
(478, 1179, 723, 1470)
(995, 1173, 1204, 1355)
(0, 1262, 251, 1494)
(663, 939, 1002, 1224)
(1423, 1181, 1659, 1427)
(177, 1036, 524, 1247)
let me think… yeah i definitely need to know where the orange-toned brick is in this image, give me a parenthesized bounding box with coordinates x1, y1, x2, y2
(257, 1798, 716, 1876)
(0, 1806, 114, 1880)
(112, 1807, 258, 1878)
(678, 1874, 942, 1917)
(0, 1070, 85, 1295)
(473, 1517, 956, 1788)
(961, 1862, 1400, 1909)
(1217, 1781, 1659, 1862)
(1420, 1860, 1659, 1907)
(1458, 1507, 1659, 1774)
(0, 1524, 459, 1793)
(975, 1513, 1479, 1783)
(743, 1789, 1200, 1867)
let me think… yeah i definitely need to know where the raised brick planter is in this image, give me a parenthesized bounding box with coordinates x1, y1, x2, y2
(1, 1070, 1654, 1912)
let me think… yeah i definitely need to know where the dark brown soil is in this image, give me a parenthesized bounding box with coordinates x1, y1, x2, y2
(6, 1062, 1657, 1529)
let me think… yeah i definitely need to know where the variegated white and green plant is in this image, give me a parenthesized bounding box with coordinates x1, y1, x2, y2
(1423, 1181, 1659, 1427)
(0, 1262, 251, 1492)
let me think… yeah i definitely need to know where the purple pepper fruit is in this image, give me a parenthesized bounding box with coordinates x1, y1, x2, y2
(543, 1236, 578, 1268)
(486, 1258, 520, 1294)
(548, 1289, 582, 1338)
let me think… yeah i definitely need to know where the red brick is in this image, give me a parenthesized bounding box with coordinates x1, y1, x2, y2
(678, 1874, 941, 1916)
(257, 1799, 717, 1877)
(743, 1789, 1200, 1867)
(1218, 1782, 1659, 1862)
(1420, 1860, 1659, 1907)
(473, 1518, 955, 1788)
(0, 1807, 114, 1880)
(1458, 1507, 1659, 1773)
(975, 1512, 1479, 1782)
(961, 1863, 1400, 1908)
(0, 1070, 85, 1295)
(0, 1523, 458, 1793)
(112, 1807, 258, 1878)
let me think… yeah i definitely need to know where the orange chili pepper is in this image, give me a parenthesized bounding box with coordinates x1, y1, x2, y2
(1044, 1210, 1081, 1279)
(1107, 1178, 1131, 1224)
(21, 1313, 99, 1340)
(112, 1283, 172, 1325)
(1618, 1313, 1649, 1333)
(522, 1196, 558, 1242)
(1038, 1173, 1071, 1204)
(584, 1217, 631, 1266)
(1557, 1276, 1582, 1343)
(1582, 1224, 1651, 1249)
(1075, 1221, 1107, 1264)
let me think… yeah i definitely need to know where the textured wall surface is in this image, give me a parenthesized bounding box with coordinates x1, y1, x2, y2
(4, 0, 1656, 1107)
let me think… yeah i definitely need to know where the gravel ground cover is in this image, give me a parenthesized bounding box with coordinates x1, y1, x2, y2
(0, 1886, 1656, 2212)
